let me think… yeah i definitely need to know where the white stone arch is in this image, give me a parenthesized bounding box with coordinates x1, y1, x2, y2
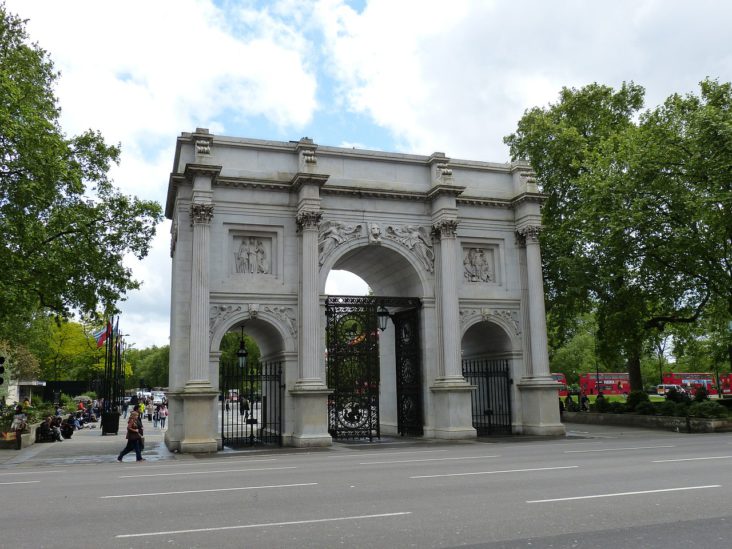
(459, 308, 522, 354)
(209, 305, 296, 358)
(319, 236, 433, 298)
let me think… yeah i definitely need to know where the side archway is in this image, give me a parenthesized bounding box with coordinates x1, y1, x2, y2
(461, 318, 519, 435)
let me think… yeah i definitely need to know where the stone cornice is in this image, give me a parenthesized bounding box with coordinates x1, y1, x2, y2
(511, 191, 545, 207)
(290, 172, 330, 193)
(426, 184, 465, 201)
(184, 163, 222, 182)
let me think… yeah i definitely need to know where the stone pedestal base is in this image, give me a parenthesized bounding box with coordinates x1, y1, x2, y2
(517, 377, 566, 436)
(178, 381, 218, 454)
(429, 378, 477, 440)
(290, 385, 332, 447)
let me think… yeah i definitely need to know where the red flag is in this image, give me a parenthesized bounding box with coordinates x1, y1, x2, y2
(92, 321, 112, 348)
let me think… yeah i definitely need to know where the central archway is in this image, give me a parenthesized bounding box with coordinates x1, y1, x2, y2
(322, 239, 430, 440)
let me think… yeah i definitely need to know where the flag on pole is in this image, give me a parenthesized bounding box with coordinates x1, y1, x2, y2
(92, 322, 112, 348)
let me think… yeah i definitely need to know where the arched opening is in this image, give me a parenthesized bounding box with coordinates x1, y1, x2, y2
(217, 317, 286, 448)
(461, 321, 514, 435)
(322, 243, 428, 440)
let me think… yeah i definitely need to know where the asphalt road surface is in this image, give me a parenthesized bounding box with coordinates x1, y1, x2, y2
(1, 421, 731, 548)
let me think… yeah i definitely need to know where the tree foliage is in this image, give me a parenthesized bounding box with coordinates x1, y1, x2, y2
(505, 79, 732, 390)
(0, 5, 162, 338)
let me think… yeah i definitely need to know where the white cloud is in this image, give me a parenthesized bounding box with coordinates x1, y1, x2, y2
(315, 0, 732, 161)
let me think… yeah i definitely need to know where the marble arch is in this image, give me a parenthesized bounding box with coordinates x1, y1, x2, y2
(164, 130, 564, 453)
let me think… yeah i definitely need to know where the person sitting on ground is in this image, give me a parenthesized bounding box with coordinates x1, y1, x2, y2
(60, 418, 74, 439)
(49, 416, 63, 441)
(39, 417, 54, 441)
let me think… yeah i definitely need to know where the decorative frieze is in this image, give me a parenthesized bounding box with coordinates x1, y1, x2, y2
(263, 305, 297, 338)
(318, 220, 364, 265)
(460, 307, 521, 335)
(384, 224, 435, 273)
(190, 203, 214, 225)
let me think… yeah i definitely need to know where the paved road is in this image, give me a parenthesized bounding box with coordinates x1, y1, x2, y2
(1, 421, 731, 548)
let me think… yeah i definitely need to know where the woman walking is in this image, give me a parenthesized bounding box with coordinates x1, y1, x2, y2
(117, 411, 144, 462)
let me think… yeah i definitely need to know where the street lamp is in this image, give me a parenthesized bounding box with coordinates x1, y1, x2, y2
(237, 326, 248, 369)
(377, 306, 390, 332)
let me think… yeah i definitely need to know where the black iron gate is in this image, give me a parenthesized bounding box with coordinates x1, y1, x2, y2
(462, 358, 512, 435)
(393, 309, 423, 436)
(220, 359, 284, 448)
(326, 296, 380, 440)
(326, 295, 422, 440)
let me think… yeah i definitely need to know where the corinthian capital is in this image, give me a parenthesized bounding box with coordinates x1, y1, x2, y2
(296, 210, 322, 232)
(190, 203, 214, 225)
(516, 225, 541, 246)
(432, 219, 459, 238)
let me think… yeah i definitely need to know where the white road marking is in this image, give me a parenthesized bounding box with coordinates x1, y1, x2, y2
(100, 482, 317, 499)
(360, 455, 499, 465)
(115, 458, 278, 470)
(527, 485, 721, 503)
(653, 456, 732, 463)
(411, 465, 578, 479)
(564, 445, 675, 453)
(119, 466, 295, 478)
(0, 470, 63, 476)
(115, 511, 412, 538)
(330, 449, 450, 458)
(0, 480, 41, 485)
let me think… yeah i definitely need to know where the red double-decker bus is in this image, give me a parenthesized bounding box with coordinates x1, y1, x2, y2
(579, 372, 629, 395)
(551, 373, 568, 397)
(662, 372, 719, 396)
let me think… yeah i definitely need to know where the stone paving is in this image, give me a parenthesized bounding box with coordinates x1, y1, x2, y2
(0, 419, 674, 469)
(0, 413, 176, 468)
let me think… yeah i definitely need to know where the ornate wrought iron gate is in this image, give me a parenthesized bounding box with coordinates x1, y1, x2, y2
(326, 296, 380, 440)
(326, 296, 422, 440)
(393, 309, 423, 436)
(220, 359, 284, 448)
(462, 358, 512, 435)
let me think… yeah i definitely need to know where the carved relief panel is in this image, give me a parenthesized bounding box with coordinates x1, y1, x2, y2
(462, 246, 495, 283)
(229, 231, 277, 278)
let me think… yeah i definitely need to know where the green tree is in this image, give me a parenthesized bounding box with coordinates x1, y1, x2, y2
(129, 345, 170, 389)
(506, 80, 732, 391)
(0, 5, 162, 339)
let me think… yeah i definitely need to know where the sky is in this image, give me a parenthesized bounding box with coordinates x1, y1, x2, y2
(6, 0, 732, 349)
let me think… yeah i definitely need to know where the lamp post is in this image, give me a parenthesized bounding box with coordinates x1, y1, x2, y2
(377, 306, 390, 332)
(237, 326, 248, 369)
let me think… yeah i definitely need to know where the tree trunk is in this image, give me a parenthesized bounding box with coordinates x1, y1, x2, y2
(627, 349, 643, 392)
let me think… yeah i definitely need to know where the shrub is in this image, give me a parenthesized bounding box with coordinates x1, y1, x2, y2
(688, 401, 728, 419)
(673, 402, 690, 417)
(692, 386, 709, 402)
(634, 401, 655, 415)
(665, 387, 691, 404)
(607, 401, 626, 414)
(656, 400, 678, 416)
(592, 397, 611, 413)
(626, 391, 650, 411)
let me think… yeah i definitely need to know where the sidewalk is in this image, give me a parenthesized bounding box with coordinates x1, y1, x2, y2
(0, 419, 681, 469)
(0, 413, 176, 468)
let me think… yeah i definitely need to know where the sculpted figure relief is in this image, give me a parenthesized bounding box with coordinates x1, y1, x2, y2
(235, 237, 270, 274)
(318, 220, 363, 264)
(386, 225, 434, 272)
(463, 248, 493, 282)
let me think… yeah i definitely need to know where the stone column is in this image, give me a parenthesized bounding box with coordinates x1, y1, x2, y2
(295, 210, 324, 385)
(289, 139, 332, 447)
(188, 202, 214, 383)
(178, 139, 221, 453)
(515, 225, 564, 435)
(518, 226, 551, 379)
(433, 220, 463, 381)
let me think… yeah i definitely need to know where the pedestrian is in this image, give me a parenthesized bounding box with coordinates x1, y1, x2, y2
(153, 405, 159, 428)
(117, 411, 144, 462)
(159, 404, 168, 429)
(11, 405, 27, 450)
(580, 391, 589, 412)
(121, 399, 129, 419)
